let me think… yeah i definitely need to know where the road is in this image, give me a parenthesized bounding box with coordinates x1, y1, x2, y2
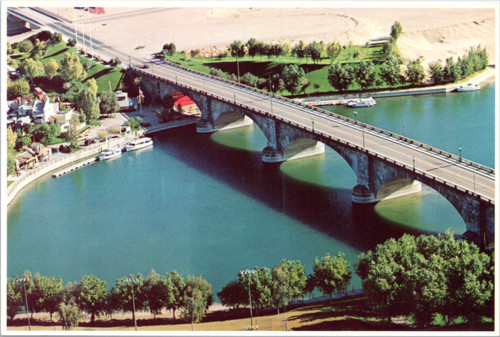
(7, 7, 495, 203)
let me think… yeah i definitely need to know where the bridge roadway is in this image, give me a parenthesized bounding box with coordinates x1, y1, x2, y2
(8, 7, 496, 204)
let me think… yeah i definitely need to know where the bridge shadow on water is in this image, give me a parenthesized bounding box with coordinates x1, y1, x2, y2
(151, 125, 425, 253)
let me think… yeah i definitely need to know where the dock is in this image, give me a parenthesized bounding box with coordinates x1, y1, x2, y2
(52, 157, 97, 178)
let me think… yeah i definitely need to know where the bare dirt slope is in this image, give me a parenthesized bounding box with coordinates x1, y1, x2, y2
(47, 6, 497, 66)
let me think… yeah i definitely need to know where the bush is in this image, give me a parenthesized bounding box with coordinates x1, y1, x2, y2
(18, 40, 34, 53)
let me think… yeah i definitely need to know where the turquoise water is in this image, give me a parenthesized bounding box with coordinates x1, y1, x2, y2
(7, 84, 495, 298)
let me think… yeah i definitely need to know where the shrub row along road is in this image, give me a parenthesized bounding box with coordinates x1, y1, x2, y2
(8, 7, 495, 203)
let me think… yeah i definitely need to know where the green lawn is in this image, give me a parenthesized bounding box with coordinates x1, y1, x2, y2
(162, 44, 400, 96)
(13, 42, 126, 101)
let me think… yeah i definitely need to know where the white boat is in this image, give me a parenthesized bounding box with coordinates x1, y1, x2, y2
(347, 97, 377, 108)
(125, 137, 153, 152)
(456, 83, 480, 92)
(97, 148, 122, 161)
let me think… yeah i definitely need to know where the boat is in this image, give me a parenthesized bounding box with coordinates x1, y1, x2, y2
(347, 97, 377, 108)
(97, 148, 122, 161)
(125, 137, 153, 152)
(456, 83, 480, 92)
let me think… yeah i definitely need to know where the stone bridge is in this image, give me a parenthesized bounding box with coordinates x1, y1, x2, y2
(128, 67, 495, 248)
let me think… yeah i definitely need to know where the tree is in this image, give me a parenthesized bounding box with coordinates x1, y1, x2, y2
(326, 41, 342, 61)
(60, 52, 87, 82)
(32, 123, 61, 145)
(291, 40, 306, 62)
(58, 301, 81, 330)
(19, 58, 45, 80)
(44, 58, 59, 80)
(271, 267, 290, 314)
(163, 42, 176, 57)
(7, 41, 13, 54)
(7, 127, 18, 175)
(229, 40, 247, 58)
(328, 63, 354, 92)
(163, 271, 185, 320)
(99, 91, 119, 116)
(379, 55, 402, 86)
(241, 72, 257, 87)
(67, 38, 77, 47)
(443, 57, 459, 83)
(312, 252, 352, 297)
(276, 260, 306, 302)
(238, 268, 272, 311)
(144, 269, 165, 319)
(217, 280, 246, 309)
(76, 87, 101, 121)
(405, 58, 425, 86)
(33, 275, 64, 321)
(76, 275, 108, 323)
(7, 277, 23, 321)
(18, 39, 34, 53)
(354, 61, 377, 91)
(281, 64, 308, 95)
(305, 41, 322, 63)
(114, 274, 146, 324)
(390, 21, 403, 41)
(182, 275, 213, 325)
(86, 78, 98, 94)
(7, 78, 31, 98)
(428, 61, 445, 85)
(356, 233, 494, 327)
(246, 38, 259, 59)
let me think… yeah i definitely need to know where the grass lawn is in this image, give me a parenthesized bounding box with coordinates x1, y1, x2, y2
(163, 43, 404, 96)
(23, 42, 126, 99)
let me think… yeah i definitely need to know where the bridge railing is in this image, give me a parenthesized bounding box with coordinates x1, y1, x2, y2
(132, 61, 495, 177)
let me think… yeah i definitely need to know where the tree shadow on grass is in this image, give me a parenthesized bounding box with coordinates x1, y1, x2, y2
(84, 67, 114, 82)
(43, 47, 69, 60)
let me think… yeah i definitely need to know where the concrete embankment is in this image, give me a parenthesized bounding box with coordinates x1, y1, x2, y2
(6, 137, 131, 206)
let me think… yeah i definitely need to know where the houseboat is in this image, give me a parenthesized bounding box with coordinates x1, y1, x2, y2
(97, 148, 122, 161)
(125, 137, 153, 152)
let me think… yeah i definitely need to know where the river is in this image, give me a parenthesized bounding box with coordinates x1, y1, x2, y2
(7, 83, 495, 299)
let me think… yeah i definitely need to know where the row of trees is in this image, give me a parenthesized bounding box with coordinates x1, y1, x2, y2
(7, 234, 494, 329)
(8, 270, 212, 329)
(428, 45, 489, 85)
(218, 254, 351, 314)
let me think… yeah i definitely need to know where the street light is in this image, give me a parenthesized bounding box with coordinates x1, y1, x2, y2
(311, 118, 315, 132)
(353, 111, 365, 149)
(17, 278, 31, 331)
(241, 270, 256, 328)
(459, 146, 462, 162)
(127, 277, 140, 331)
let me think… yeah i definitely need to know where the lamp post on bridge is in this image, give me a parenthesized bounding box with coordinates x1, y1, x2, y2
(459, 146, 462, 162)
(17, 278, 31, 331)
(353, 111, 365, 149)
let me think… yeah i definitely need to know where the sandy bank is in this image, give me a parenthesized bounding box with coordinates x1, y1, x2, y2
(46, 6, 496, 67)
